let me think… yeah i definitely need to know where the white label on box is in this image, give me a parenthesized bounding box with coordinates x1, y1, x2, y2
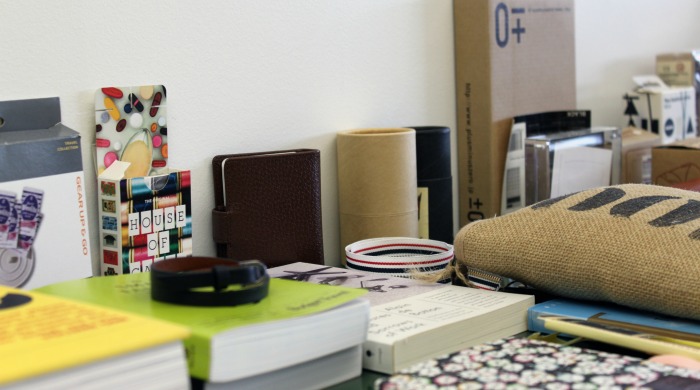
(141, 259, 154, 272)
(159, 230, 170, 255)
(164, 207, 175, 230)
(129, 258, 154, 274)
(128, 213, 140, 236)
(152, 208, 164, 234)
(147, 232, 159, 257)
(140, 211, 153, 234)
(176, 204, 187, 228)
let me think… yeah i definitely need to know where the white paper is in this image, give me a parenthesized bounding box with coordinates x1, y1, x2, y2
(550, 146, 612, 198)
(501, 121, 526, 215)
(369, 286, 527, 343)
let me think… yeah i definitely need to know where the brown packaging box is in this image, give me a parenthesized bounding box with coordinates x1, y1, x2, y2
(652, 137, 700, 186)
(656, 51, 700, 125)
(621, 127, 661, 184)
(454, 0, 576, 226)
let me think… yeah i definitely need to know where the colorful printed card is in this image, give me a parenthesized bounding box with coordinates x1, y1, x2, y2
(95, 85, 168, 179)
(97, 161, 192, 275)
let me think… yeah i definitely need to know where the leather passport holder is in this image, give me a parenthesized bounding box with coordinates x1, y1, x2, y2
(211, 149, 324, 267)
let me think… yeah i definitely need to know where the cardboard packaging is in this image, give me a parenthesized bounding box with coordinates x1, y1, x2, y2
(97, 161, 192, 275)
(0, 97, 92, 288)
(454, 0, 576, 226)
(626, 75, 696, 144)
(651, 137, 700, 187)
(412, 126, 454, 243)
(337, 128, 418, 262)
(656, 51, 700, 125)
(621, 127, 661, 184)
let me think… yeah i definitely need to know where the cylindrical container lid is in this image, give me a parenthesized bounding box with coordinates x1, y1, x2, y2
(410, 126, 451, 180)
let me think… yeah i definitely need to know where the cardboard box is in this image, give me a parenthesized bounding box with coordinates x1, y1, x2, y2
(652, 137, 700, 186)
(626, 75, 696, 144)
(656, 51, 700, 125)
(454, 0, 576, 226)
(97, 161, 192, 275)
(621, 127, 661, 184)
(0, 97, 92, 288)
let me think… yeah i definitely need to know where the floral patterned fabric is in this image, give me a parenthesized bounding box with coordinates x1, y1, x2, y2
(375, 337, 700, 389)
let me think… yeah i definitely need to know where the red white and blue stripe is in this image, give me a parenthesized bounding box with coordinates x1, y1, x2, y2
(345, 237, 453, 279)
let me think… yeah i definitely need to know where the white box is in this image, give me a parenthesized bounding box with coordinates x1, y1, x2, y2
(0, 97, 92, 288)
(626, 75, 696, 144)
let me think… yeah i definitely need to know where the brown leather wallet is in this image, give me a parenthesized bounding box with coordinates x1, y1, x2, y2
(211, 149, 324, 267)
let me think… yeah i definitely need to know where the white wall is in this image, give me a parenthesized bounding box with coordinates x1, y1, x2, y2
(1, 0, 699, 273)
(576, 1, 700, 126)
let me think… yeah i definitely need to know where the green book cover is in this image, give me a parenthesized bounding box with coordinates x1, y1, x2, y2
(35, 272, 367, 380)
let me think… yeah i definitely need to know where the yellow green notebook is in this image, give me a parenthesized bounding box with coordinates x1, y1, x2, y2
(0, 285, 190, 388)
(36, 272, 369, 383)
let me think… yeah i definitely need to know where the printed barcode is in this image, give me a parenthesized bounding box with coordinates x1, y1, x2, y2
(509, 128, 523, 152)
(505, 167, 521, 207)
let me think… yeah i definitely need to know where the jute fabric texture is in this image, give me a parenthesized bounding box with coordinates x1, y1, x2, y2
(451, 184, 700, 320)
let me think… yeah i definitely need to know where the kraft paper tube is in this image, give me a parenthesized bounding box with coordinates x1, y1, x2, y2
(337, 128, 418, 262)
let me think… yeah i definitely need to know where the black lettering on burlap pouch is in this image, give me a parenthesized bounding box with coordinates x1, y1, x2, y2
(452, 184, 700, 320)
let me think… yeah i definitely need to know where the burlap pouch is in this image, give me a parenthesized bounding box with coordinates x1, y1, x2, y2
(449, 184, 700, 320)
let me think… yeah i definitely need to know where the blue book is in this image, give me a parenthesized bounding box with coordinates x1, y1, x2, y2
(528, 299, 700, 341)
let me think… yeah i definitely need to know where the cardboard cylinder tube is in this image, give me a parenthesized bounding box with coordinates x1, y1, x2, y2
(337, 128, 419, 262)
(411, 126, 454, 244)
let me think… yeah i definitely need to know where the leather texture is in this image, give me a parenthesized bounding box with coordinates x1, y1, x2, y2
(211, 149, 324, 267)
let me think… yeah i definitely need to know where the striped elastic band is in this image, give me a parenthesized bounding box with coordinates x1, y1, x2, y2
(345, 237, 453, 276)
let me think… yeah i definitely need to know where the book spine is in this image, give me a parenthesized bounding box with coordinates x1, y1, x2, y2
(528, 302, 700, 339)
(185, 332, 214, 381)
(361, 339, 396, 375)
(529, 306, 582, 338)
(543, 317, 700, 360)
(528, 307, 557, 334)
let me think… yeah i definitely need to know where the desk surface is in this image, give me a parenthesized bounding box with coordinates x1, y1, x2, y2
(328, 370, 384, 390)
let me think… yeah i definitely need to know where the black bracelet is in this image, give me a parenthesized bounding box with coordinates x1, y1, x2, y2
(150, 257, 269, 306)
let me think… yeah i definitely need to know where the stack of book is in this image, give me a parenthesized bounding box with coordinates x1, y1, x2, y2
(268, 262, 535, 374)
(527, 298, 700, 360)
(375, 300, 700, 388)
(34, 271, 371, 389)
(0, 285, 191, 389)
